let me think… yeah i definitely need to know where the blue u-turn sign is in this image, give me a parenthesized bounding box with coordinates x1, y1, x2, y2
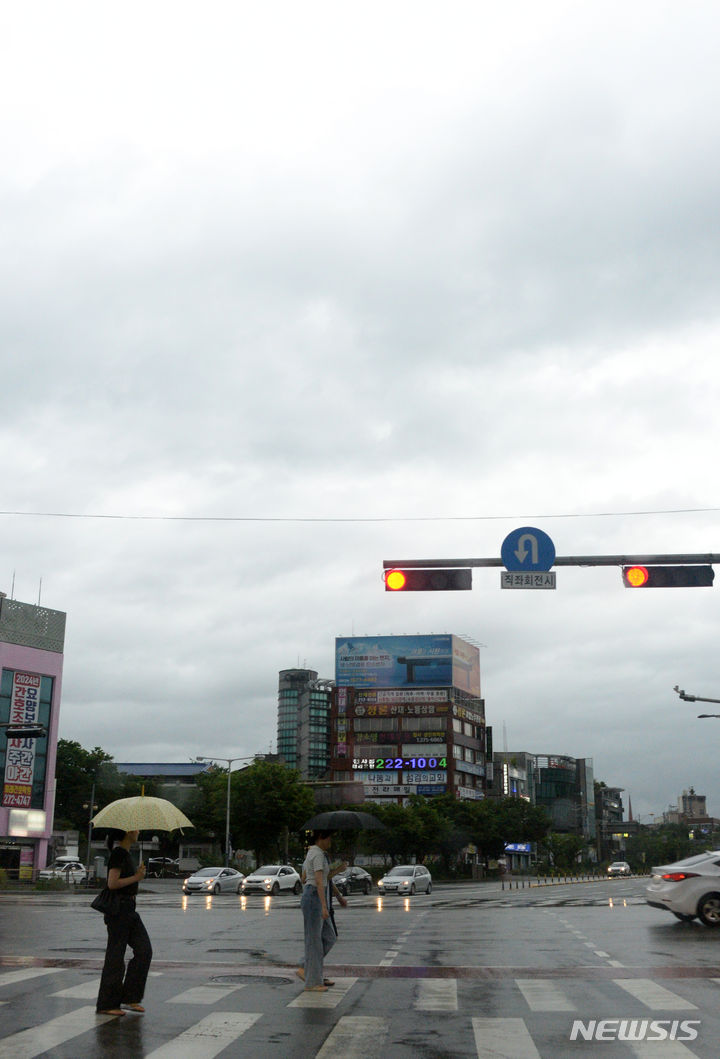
(501, 527, 556, 572)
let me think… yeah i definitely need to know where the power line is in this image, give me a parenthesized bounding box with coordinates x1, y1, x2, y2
(0, 506, 717, 524)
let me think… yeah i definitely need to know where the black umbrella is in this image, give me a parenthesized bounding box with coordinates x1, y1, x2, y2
(301, 810, 386, 831)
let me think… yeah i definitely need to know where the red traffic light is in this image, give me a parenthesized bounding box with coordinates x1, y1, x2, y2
(384, 568, 472, 591)
(623, 565, 650, 587)
(622, 565, 714, 588)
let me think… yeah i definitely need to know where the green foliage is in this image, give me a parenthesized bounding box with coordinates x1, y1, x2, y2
(359, 796, 551, 868)
(196, 760, 315, 864)
(54, 740, 161, 854)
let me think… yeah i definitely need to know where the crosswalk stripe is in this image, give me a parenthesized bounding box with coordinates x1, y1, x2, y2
(0, 968, 64, 988)
(415, 978, 458, 1010)
(515, 978, 576, 1011)
(626, 1040, 699, 1058)
(289, 977, 357, 1008)
(167, 985, 244, 1004)
(0, 1005, 108, 1058)
(614, 979, 697, 1010)
(315, 1016, 388, 1059)
(472, 1017, 541, 1059)
(50, 969, 161, 1000)
(51, 980, 100, 999)
(143, 1012, 261, 1058)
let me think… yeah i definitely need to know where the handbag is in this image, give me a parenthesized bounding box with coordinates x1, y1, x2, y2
(91, 887, 122, 915)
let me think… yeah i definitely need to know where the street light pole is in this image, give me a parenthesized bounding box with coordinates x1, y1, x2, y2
(196, 755, 255, 867)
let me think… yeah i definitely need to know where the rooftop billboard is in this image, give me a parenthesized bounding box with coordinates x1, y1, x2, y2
(335, 635, 480, 696)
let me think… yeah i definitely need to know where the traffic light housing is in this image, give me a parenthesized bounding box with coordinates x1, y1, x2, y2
(622, 565, 715, 588)
(2, 725, 46, 739)
(385, 568, 472, 591)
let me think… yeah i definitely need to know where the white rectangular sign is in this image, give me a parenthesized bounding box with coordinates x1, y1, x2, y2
(403, 770, 447, 784)
(501, 571, 556, 590)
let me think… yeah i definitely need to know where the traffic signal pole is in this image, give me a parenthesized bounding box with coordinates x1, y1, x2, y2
(383, 552, 720, 570)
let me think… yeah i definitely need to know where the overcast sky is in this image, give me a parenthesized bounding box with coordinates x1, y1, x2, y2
(2, 2, 719, 821)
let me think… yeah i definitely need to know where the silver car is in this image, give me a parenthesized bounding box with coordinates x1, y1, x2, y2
(241, 864, 302, 895)
(182, 866, 245, 895)
(646, 850, 720, 925)
(377, 864, 432, 895)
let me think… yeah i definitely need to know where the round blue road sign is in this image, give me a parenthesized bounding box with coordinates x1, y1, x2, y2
(501, 527, 556, 571)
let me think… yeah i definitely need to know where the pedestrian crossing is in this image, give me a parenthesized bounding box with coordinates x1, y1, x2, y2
(0, 967, 718, 1058)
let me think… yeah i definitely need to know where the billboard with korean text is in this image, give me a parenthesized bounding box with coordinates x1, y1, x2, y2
(335, 635, 480, 695)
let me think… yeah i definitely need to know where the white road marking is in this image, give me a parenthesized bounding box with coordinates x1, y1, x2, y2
(415, 978, 457, 1010)
(0, 968, 64, 988)
(0, 1005, 109, 1058)
(472, 1017, 541, 1058)
(289, 977, 357, 1008)
(315, 1016, 388, 1059)
(144, 1012, 261, 1058)
(515, 978, 576, 1011)
(167, 985, 245, 1004)
(614, 979, 697, 1010)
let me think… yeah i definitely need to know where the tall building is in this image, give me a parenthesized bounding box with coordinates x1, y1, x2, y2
(534, 754, 596, 841)
(330, 635, 486, 804)
(0, 595, 67, 877)
(277, 669, 334, 780)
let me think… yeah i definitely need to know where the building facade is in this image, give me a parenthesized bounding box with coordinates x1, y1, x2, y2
(277, 669, 333, 780)
(534, 754, 596, 841)
(330, 635, 486, 804)
(0, 596, 67, 878)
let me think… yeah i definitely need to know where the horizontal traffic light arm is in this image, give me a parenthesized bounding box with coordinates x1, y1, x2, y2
(383, 552, 720, 569)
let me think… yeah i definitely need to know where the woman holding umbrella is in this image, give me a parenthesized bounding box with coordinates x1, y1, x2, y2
(96, 828, 153, 1016)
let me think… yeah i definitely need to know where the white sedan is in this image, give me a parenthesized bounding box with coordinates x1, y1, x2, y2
(377, 864, 433, 895)
(182, 867, 245, 895)
(646, 850, 720, 925)
(38, 861, 88, 884)
(241, 864, 302, 895)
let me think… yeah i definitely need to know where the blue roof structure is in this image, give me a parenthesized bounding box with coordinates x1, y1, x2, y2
(114, 763, 210, 777)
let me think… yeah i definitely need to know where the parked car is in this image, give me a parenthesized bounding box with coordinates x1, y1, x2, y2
(646, 850, 720, 925)
(241, 864, 302, 895)
(377, 864, 432, 895)
(38, 859, 87, 884)
(333, 865, 373, 896)
(146, 857, 181, 878)
(607, 861, 631, 877)
(182, 867, 245, 895)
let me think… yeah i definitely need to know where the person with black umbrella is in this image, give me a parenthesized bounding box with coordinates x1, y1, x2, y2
(296, 830, 347, 991)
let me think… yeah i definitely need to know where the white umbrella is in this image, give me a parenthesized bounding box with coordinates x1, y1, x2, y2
(92, 795, 194, 833)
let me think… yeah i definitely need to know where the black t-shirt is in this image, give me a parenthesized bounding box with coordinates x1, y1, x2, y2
(107, 846, 138, 896)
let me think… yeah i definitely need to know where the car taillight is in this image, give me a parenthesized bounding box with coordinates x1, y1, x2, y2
(661, 872, 700, 881)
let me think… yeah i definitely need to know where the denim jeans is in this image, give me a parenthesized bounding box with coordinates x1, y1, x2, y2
(301, 884, 337, 987)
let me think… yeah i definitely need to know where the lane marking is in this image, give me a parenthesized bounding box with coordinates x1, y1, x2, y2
(144, 1012, 261, 1058)
(316, 1016, 388, 1058)
(0, 968, 64, 988)
(472, 1017, 541, 1058)
(167, 985, 245, 1004)
(415, 979, 457, 1011)
(516, 978, 576, 1011)
(614, 979, 698, 1010)
(0, 1005, 109, 1058)
(289, 978, 357, 1008)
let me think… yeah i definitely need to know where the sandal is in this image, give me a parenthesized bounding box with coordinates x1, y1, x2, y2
(97, 1009, 125, 1016)
(304, 985, 328, 992)
(295, 968, 305, 981)
(123, 1003, 145, 1013)
(323, 979, 335, 986)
